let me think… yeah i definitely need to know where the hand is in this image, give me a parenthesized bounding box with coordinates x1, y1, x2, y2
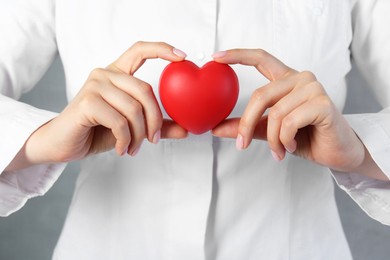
(7, 42, 188, 170)
(211, 49, 386, 179)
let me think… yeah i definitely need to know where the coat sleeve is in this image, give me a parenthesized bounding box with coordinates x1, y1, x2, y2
(0, 0, 66, 217)
(331, 0, 390, 225)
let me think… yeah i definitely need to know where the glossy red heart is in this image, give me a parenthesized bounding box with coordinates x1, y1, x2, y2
(159, 60, 239, 135)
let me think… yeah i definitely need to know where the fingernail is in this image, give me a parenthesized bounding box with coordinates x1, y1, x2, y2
(131, 146, 141, 157)
(121, 147, 128, 156)
(271, 150, 282, 162)
(152, 130, 161, 144)
(285, 140, 297, 154)
(173, 48, 187, 58)
(212, 50, 227, 59)
(236, 134, 244, 150)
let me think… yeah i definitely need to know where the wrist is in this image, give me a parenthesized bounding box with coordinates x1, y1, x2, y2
(353, 146, 389, 181)
(4, 120, 55, 172)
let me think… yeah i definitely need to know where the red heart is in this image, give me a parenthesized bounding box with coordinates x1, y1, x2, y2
(159, 60, 239, 135)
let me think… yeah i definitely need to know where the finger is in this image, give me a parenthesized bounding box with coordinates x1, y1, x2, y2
(82, 95, 131, 156)
(109, 41, 187, 75)
(161, 119, 188, 139)
(212, 118, 241, 138)
(124, 99, 146, 156)
(95, 81, 146, 155)
(279, 95, 332, 155)
(266, 80, 323, 159)
(106, 71, 162, 143)
(212, 117, 268, 141)
(238, 77, 297, 149)
(212, 48, 296, 81)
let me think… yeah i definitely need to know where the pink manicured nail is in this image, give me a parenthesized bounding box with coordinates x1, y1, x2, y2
(152, 130, 161, 144)
(121, 147, 128, 156)
(212, 50, 227, 59)
(173, 48, 187, 58)
(271, 150, 282, 162)
(285, 140, 297, 154)
(131, 147, 141, 157)
(236, 134, 244, 150)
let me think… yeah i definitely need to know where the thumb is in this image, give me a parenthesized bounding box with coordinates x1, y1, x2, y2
(212, 117, 268, 141)
(161, 119, 188, 139)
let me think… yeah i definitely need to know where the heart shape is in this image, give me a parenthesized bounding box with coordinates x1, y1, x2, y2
(159, 60, 239, 134)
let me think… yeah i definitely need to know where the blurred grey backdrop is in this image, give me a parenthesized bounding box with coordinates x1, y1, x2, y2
(0, 56, 390, 260)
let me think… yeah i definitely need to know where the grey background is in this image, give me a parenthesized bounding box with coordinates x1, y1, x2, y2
(0, 56, 390, 259)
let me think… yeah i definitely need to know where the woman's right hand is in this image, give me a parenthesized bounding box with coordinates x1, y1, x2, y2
(6, 42, 188, 171)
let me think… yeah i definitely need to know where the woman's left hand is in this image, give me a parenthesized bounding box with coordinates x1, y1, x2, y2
(211, 49, 386, 179)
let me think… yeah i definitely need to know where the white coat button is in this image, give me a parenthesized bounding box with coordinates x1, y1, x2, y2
(196, 52, 205, 61)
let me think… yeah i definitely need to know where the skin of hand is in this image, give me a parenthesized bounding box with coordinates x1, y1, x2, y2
(6, 41, 188, 171)
(211, 49, 388, 181)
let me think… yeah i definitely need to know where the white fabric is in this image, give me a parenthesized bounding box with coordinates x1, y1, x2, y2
(331, 0, 390, 226)
(0, 0, 389, 259)
(0, 95, 66, 216)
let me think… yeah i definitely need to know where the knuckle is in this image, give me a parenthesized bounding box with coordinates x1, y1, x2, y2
(85, 70, 107, 91)
(251, 88, 266, 103)
(89, 67, 106, 79)
(84, 78, 101, 91)
(254, 49, 267, 59)
(114, 116, 129, 132)
(137, 81, 153, 96)
(78, 94, 97, 111)
(316, 95, 333, 107)
(310, 81, 325, 92)
(298, 70, 316, 81)
(299, 81, 325, 98)
(128, 100, 143, 115)
(156, 41, 168, 47)
(316, 95, 334, 114)
(268, 106, 284, 121)
(281, 115, 296, 130)
(131, 41, 147, 51)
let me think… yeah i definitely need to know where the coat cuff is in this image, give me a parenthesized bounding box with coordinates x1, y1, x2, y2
(0, 96, 67, 216)
(0, 162, 66, 217)
(331, 111, 390, 225)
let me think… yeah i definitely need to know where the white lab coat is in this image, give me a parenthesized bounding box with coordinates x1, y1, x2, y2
(1, 0, 390, 259)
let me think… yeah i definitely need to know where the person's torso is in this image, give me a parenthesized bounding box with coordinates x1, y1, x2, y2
(53, 1, 353, 259)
